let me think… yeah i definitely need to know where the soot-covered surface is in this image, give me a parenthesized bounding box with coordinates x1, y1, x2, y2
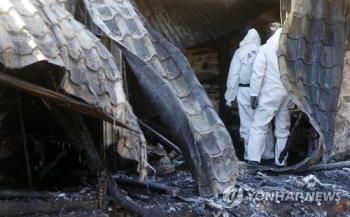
(1, 159, 349, 216)
(108, 166, 350, 217)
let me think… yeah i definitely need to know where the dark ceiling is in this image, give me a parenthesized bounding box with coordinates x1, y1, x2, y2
(134, 0, 279, 49)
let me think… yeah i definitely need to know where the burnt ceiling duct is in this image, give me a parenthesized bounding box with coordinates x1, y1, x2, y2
(134, 0, 279, 49)
(279, 0, 345, 164)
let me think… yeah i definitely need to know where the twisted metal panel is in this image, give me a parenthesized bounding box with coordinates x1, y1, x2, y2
(279, 0, 345, 163)
(0, 0, 147, 178)
(84, 0, 238, 196)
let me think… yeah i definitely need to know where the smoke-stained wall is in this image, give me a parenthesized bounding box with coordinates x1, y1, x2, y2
(333, 51, 350, 158)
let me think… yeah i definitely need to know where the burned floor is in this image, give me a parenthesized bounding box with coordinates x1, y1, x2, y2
(1, 153, 350, 217)
(0, 103, 349, 217)
(106, 150, 350, 217)
(0, 60, 347, 217)
(113, 169, 350, 217)
(0, 0, 350, 216)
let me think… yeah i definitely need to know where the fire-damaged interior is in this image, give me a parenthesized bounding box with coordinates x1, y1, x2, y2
(0, 0, 349, 216)
(133, 0, 318, 167)
(0, 62, 98, 182)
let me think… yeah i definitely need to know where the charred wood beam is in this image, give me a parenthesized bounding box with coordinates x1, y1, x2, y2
(65, 107, 103, 170)
(141, 119, 173, 139)
(50, 169, 148, 215)
(138, 120, 182, 155)
(292, 161, 350, 174)
(0, 190, 98, 216)
(98, 176, 108, 210)
(0, 107, 14, 123)
(16, 89, 33, 191)
(42, 100, 146, 215)
(114, 177, 179, 195)
(107, 130, 134, 175)
(105, 172, 147, 216)
(122, 58, 129, 101)
(0, 190, 95, 200)
(0, 72, 138, 132)
(128, 192, 150, 200)
(278, 112, 305, 163)
(39, 149, 68, 179)
(42, 100, 103, 170)
(0, 137, 21, 160)
(108, 129, 119, 173)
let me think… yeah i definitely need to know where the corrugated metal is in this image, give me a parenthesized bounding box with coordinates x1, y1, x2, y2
(0, 0, 147, 178)
(74, 0, 105, 35)
(0, 0, 122, 113)
(134, 0, 279, 49)
(0, 1, 64, 69)
(279, 0, 345, 162)
(83, 0, 238, 196)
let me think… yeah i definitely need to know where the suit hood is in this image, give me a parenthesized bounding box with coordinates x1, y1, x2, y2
(239, 28, 261, 47)
(267, 28, 282, 44)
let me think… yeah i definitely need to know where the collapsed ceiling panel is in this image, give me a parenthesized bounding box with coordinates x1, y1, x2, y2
(279, 0, 345, 162)
(0, 0, 148, 178)
(83, 0, 238, 196)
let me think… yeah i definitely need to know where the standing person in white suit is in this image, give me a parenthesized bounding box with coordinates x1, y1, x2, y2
(248, 23, 294, 167)
(225, 27, 275, 163)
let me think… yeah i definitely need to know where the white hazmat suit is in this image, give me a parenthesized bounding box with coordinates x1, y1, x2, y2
(248, 28, 294, 166)
(225, 28, 275, 161)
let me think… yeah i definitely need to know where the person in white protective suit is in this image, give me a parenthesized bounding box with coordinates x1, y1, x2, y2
(224, 28, 275, 162)
(247, 26, 294, 167)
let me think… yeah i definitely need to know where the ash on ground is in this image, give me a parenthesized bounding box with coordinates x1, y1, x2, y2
(109, 165, 350, 217)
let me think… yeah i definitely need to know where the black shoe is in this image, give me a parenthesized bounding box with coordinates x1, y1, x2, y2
(261, 158, 274, 166)
(272, 163, 285, 168)
(247, 160, 260, 170)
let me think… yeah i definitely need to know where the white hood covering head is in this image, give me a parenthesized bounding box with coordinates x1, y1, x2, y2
(239, 28, 261, 48)
(266, 28, 282, 50)
(225, 28, 261, 102)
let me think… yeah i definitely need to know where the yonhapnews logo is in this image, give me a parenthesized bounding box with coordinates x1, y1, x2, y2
(223, 185, 342, 208)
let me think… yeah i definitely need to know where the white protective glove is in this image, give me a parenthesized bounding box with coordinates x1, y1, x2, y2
(226, 101, 232, 108)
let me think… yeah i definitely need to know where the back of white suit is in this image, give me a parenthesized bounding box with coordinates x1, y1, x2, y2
(225, 29, 275, 160)
(250, 28, 288, 105)
(248, 28, 293, 166)
(225, 29, 261, 103)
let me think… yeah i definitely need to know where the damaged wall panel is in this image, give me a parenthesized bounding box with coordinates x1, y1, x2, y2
(332, 1, 350, 159)
(0, 0, 148, 179)
(182, 35, 242, 115)
(83, 0, 238, 197)
(279, 0, 345, 165)
(182, 48, 220, 83)
(182, 47, 221, 113)
(333, 51, 350, 159)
